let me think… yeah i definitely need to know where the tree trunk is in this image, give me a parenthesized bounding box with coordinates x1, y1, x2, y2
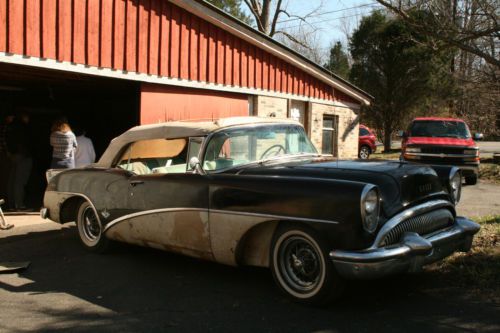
(383, 127, 392, 153)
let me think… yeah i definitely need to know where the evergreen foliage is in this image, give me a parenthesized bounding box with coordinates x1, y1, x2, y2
(206, 0, 253, 25)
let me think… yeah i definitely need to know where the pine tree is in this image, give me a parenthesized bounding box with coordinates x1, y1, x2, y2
(206, 0, 253, 25)
(324, 42, 350, 79)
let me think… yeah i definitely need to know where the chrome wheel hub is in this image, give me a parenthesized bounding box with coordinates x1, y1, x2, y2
(279, 236, 323, 293)
(81, 207, 101, 242)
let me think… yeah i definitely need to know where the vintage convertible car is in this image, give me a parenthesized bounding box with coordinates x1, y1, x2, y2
(41, 117, 480, 304)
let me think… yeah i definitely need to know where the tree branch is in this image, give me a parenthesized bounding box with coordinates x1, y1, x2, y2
(374, 0, 500, 68)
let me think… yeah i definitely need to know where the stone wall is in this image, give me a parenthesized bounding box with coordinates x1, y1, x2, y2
(254, 96, 288, 118)
(310, 103, 360, 159)
(253, 96, 360, 159)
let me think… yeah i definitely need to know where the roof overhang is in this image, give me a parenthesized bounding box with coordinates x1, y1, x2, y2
(171, 0, 373, 106)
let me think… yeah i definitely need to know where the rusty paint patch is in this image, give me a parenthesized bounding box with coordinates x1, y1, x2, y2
(105, 210, 213, 261)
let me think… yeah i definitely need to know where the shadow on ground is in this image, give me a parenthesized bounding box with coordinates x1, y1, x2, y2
(1, 226, 499, 332)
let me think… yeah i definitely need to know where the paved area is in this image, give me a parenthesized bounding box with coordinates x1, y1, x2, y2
(456, 181, 500, 217)
(478, 141, 500, 154)
(1, 182, 500, 332)
(1, 221, 499, 333)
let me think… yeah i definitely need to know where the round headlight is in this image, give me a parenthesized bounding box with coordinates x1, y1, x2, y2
(361, 186, 380, 233)
(450, 170, 462, 204)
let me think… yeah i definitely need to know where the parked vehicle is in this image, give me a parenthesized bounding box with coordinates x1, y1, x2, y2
(359, 124, 377, 159)
(41, 117, 479, 305)
(400, 117, 482, 185)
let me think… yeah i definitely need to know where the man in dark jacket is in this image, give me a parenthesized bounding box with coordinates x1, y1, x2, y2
(5, 112, 33, 210)
(0, 112, 15, 203)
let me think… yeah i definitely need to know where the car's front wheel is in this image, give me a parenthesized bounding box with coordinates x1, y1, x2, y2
(270, 225, 344, 305)
(76, 201, 110, 253)
(359, 146, 371, 159)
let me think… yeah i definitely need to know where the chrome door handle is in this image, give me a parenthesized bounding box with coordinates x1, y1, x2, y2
(129, 180, 144, 187)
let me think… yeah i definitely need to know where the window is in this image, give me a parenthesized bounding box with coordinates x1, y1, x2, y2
(203, 124, 316, 171)
(289, 100, 308, 131)
(409, 120, 471, 139)
(322, 116, 338, 156)
(116, 138, 191, 174)
(359, 128, 370, 136)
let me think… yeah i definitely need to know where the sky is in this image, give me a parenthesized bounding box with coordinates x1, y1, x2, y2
(242, 0, 382, 55)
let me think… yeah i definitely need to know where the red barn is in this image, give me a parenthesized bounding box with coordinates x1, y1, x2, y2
(0, 0, 372, 206)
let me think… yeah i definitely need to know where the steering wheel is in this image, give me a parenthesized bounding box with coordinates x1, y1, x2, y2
(260, 144, 286, 159)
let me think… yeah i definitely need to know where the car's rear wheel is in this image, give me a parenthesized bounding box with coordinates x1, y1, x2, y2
(465, 175, 478, 185)
(270, 224, 344, 305)
(359, 146, 371, 159)
(76, 201, 110, 253)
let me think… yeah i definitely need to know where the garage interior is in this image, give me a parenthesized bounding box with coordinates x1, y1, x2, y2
(0, 63, 140, 209)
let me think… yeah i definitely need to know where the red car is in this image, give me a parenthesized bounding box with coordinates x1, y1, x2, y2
(358, 124, 377, 159)
(400, 117, 482, 185)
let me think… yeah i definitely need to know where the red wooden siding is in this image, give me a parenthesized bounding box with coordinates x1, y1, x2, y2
(140, 84, 249, 124)
(0, 0, 356, 104)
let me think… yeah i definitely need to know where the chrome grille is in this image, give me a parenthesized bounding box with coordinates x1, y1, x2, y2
(420, 146, 465, 154)
(382, 209, 454, 246)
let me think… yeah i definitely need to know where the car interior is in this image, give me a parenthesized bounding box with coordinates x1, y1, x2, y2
(116, 138, 190, 175)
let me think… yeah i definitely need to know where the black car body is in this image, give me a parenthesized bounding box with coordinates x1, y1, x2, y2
(41, 117, 479, 304)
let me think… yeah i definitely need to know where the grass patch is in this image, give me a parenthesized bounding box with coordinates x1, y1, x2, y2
(371, 150, 401, 160)
(429, 215, 500, 299)
(479, 163, 500, 184)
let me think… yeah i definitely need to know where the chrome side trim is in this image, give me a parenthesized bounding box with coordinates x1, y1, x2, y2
(103, 208, 209, 233)
(371, 199, 453, 249)
(103, 207, 339, 234)
(209, 209, 339, 225)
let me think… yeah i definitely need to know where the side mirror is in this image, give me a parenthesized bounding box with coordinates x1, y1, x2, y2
(397, 130, 407, 138)
(473, 133, 484, 141)
(188, 157, 205, 175)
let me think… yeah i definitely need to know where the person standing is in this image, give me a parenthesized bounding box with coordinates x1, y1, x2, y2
(50, 118, 78, 169)
(0, 113, 15, 203)
(6, 112, 33, 210)
(74, 127, 96, 168)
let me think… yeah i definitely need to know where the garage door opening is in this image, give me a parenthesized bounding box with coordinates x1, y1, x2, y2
(0, 63, 139, 210)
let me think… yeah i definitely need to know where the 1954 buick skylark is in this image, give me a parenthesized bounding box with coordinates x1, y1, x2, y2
(41, 117, 480, 304)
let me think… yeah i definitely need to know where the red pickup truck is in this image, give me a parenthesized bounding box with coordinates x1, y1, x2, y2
(400, 117, 482, 185)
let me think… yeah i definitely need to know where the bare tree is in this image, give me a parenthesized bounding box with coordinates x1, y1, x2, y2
(373, 0, 500, 68)
(274, 25, 326, 64)
(243, 1, 323, 42)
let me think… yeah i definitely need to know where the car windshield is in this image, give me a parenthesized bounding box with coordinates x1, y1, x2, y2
(409, 120, 471, 139)
(203, 124, 317, 171)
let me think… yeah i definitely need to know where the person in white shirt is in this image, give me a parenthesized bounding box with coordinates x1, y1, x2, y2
(74, 127, 96, 168)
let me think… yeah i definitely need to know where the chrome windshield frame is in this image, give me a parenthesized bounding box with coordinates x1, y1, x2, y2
(198, 123, 318, 173)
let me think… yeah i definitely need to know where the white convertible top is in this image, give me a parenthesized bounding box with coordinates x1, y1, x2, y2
(95, 117, 300, 167)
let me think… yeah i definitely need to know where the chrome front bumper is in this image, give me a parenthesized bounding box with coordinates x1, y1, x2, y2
(330, 217, 480, 279)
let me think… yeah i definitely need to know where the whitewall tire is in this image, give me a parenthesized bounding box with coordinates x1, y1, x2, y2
(76, 201, 110, 253)
(270, 225, 344, 305)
